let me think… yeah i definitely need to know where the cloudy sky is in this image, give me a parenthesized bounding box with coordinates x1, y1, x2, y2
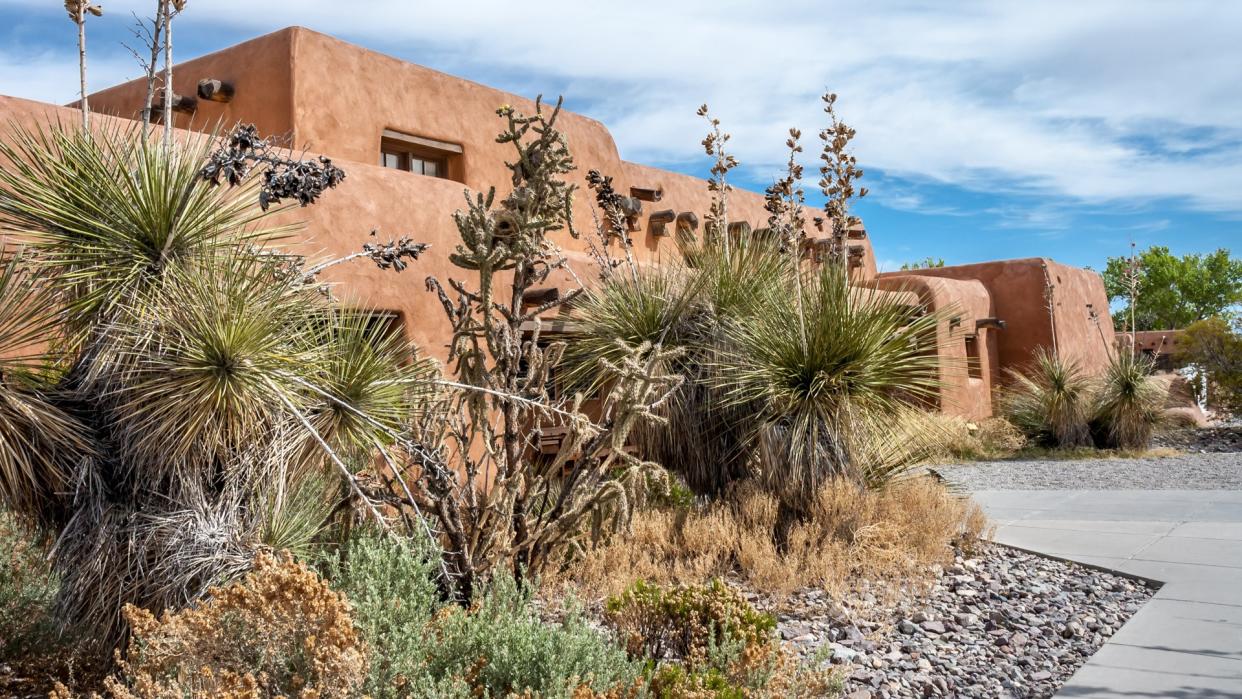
(0, 0, 1239, 270)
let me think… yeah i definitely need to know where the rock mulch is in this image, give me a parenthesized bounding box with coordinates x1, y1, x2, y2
(1153, 424, 1242, 453)
(933, 451, 1242, 490)
(762, 542, 1155, 699)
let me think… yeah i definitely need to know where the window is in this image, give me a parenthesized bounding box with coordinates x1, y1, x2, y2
(964, 335, 982, 379)
(379, 129, 462, 181)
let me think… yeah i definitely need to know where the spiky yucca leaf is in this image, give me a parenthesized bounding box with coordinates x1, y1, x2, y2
(0, 246, 92, 524)
(0, 122, 282, 333)
(1001, 348, 1093, 448)
(99, 252, 320, 489)
(566, 239, 795, 495)
(301, 308, 435, 457)
(260, 474, 335, 560)
(563, 265, 698, 393)
(717, 265, 944, 506)
(1093, 350, 1163, 449)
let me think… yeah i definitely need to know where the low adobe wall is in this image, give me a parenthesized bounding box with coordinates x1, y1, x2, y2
(880, 258, 1115, 378)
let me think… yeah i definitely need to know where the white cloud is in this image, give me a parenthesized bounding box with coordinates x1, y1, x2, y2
(2, 0, 1242, 213)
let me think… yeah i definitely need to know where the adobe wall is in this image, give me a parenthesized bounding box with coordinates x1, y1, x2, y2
(870, 275, 995, 418)
(82, 27, 878, 285)
(879, 258, 1115, 377)
(84, 29, 297, 141)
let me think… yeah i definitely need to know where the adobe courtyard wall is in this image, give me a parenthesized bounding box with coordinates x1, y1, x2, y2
(880, 258, 1116, 378)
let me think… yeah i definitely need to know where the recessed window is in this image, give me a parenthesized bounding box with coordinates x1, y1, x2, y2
(379, 129, 462, 181)
(964, 335, 982, 379)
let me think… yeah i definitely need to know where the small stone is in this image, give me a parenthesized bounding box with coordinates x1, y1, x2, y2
(782, 624, 812, 640)
(921, 620, 946, 635)
(830, 642, 859, 662)
(899, 620, 917, 634)
(1031, 670, 1052, 681)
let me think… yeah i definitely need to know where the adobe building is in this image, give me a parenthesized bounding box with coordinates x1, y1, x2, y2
(0, 27, 1115, 419)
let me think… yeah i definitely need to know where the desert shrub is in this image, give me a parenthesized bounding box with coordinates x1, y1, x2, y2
(605, 579, 774, 664)
(315, 533, 445, 697)
(972, 417, 1028, 456)
(1001, 348, 1094, 448)
(423, 575, 642, 698)
(0, 124, 431, 653)
(605, 579, 839, 698)
(900, 413, 1026, 462)
(0, 512, 92, 692)
(319, 532, 641, 698)
(102, 551, 368, 698)
(558, 477, 986, 600)
(566, 238, 787, 497)
(1093, 350, 1164, 449)
(0, 513, 56, 658)
(1178, 316, 1242, 416)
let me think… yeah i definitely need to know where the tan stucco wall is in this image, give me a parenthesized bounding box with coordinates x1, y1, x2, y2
(880, 258, 1116, 378)
(82, 26, 878, 291)
(870, 275, 995, 418)
(5, 27, 1120, 422)
(85, 29, 297, 141)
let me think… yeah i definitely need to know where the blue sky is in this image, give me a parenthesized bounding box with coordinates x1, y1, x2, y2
(0, 1, 1239, 272)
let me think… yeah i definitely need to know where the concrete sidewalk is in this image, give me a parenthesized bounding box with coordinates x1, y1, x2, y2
(973, 489, 1242, 698)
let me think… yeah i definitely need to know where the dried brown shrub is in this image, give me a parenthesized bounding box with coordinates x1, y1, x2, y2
(99, 552, 367, 699)
(554, 477, 988, 600)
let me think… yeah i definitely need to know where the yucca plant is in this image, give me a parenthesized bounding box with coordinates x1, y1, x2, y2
(0, 123, 429, 651)
(715, 264, 944, 536)
(1001, 348, 1094, 448)
(566, 237, 794, 495)
(1093, 349, 1163, 449)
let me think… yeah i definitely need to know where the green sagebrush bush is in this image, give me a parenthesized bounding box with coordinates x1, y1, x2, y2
(320, 533, 641, 698)
(0, 512, 71, 673)
(603, 579, 838, 698)
(604, 579, 775, 665)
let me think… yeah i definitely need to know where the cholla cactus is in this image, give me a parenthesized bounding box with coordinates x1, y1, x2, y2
(393, 98, 682, 601)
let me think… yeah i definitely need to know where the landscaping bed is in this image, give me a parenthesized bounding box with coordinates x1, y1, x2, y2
(1153, 424, 1242, 453)
(762, 542, 1155, 699)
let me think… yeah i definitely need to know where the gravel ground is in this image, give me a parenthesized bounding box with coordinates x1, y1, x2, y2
(768, 543, 1155, 699)
(933, 451, 1242, 490)
(1153, 424, 1242, 453)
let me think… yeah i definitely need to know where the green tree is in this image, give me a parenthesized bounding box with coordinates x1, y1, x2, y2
(900, 256, 945, 271)
(1103, 246, 1242, 331)
(1177, 316, 1242, 416)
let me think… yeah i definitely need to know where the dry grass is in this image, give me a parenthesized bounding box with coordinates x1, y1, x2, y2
(553, 477, 988, 601)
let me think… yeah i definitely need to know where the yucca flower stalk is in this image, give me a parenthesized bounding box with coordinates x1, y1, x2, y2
(65, 0, 103, 130)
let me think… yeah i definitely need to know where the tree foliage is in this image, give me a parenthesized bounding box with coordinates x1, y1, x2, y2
(900, 257, 945, 271)
(1103, 245, 1242, 331)
(1177, 316, 1242, 416)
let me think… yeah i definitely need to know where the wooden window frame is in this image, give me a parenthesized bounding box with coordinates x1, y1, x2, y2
(379, 129, 463, 182)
